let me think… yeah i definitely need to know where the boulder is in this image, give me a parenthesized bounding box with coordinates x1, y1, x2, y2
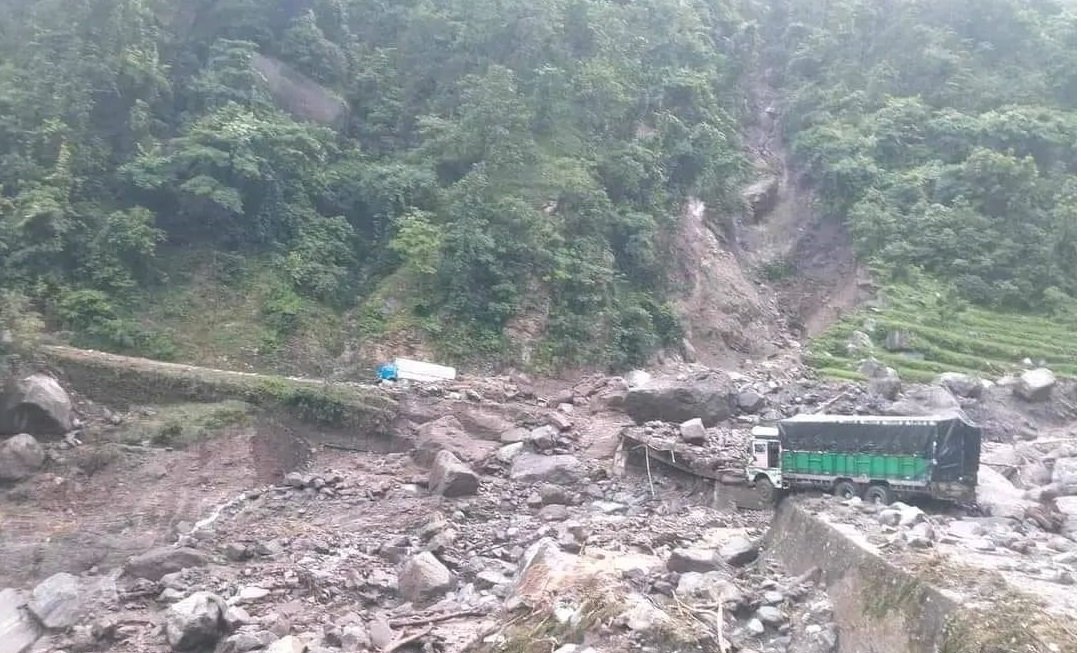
(0, 434, 45, 482)
(737, 390, 765, 414)
(429, 451, 479, 497)
(548, 411, 573, 432)
(219, 631, 276, 653)
(860, 359, 901, 400)
(398, 552, 454, 603)
(717, 536, 758, 566)
(0, 374, 73, 437)
(165, 591, 227, 651)
(667, 548, 720, 573)
(496, 442, 525, 464)
(625, 370, 652, 388)
(1054, 496, 1077, 540)
(623, 377, 734, 426)
(1014, 368, 1056, 402)
(887, 386, 961, 417)
(674, 572, 742, 603)
(755, 605, 785, 626)
(528, 425, 558, 449)
(413, 416, 497, 466)
(935, 373, 983, 399)
(976, 466, 1037, 520)
(124, 547, 207, 581)
(0, 588, 41, 653)
(509, 454, 584, 485)
(456, 408, 515, 440)
(500, 428, 530, 444)
(266, 635, 307, 653)
(620, 593, 674, 634)
(678, 418, 707, 445)
(845, 331, 873, 356)
(742, 175, 779, 223)
(883, 330, 910, 352)
(1052, 457, 1077, 492)
(27, 572, 117, 629)
(510, 538, 578, 606)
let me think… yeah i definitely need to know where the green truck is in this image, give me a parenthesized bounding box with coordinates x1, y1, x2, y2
(747, 414, 981, 505)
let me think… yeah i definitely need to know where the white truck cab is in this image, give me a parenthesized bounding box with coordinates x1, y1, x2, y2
(747, 425, 783, 497)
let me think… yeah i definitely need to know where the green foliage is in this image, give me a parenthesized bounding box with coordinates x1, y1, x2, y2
(0, 290, 44, 369)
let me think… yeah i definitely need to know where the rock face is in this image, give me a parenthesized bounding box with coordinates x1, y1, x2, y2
(165, 591, 228, 651)
(509, 453, 584, 485)
(0, 374, 73, 437)
(124, 547, 207, 581)
(0, 434, 45, 482)
(0, 588, 41, 653)
(935, 372, 983, 399)
(429, 450, 479, 497)
(27, 572, 116, 629)
(679, 418, 707, 445)
(1015, 368, 1056, 402)
(623, 378, 734, 426)
(742, 175, 779, 223)
(398, 552, 454, 603)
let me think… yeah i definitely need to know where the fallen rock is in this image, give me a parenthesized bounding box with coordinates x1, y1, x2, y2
(935, 372, 983, 399)
(718, 536, 758, 566)
(623, 377, 734, 426)
(429, 450, 479, 497)
(755, 605, 785, 626)
(0, 374, 73, 437)
(1052, 457, 1077, 492)
(678, 418, 707, 445)
(456, 408, 515, 440)
(368, 615, 395, 650)
(0, 588, 41, 653)
(233, 586, 270, 604)
(266, 635, 307, 653)
(125, 547, 207, 581)
(219, 631, 276, 653)
(905, 522, 935, 548)
(675, 572, 742, 603)
(620, 593, 674, 633)
(667, 548, 720, 573)
(398, 552, 454, 603)
(884, 329, 910, 352)
(528, 425, 558, 449)
(736, 390, 765, 414)
(500, 428, 530, 444)
(746, 617, 765, 635)
(28, 572, 117, 629)
(846, 331, 873, 356)
(496, 442, 525, 463)
(1014, 368, 1056, 402)
(509, 454, 584, 485)
(625, 370, 652, 388)
(164, 591, 227, 651)
(0, 433, 45, 482)
(976, 465, 1038, 520)
(548, 411, 573, 432)
(414, 416, 497, 466)
(860, 360, 901, 400)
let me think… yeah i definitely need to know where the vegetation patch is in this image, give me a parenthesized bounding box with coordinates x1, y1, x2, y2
(107, 400, 252, 448)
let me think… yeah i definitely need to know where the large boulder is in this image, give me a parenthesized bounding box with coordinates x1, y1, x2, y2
(845, 331, 873, 356)
(165, 591, 228, 651)
(976, 465, 1037, 520)
(0, 588, 41, 653)
(0, 374, 73, 437)
(413, 416, 497, 467)
(1052, 458, 1077, 492)
(679, 418, 707, 445)
(0, 434, 45, 482)
(623, 377, 734, 426)
(859, 359, 901, 400)
(717, 536, 758, 566)
(509, 454, 584, 485)
(884, 329, 910, 352)
(935, 373, 983, 399)
(887, 385, 961, 417)
(1014, 368, 1056, 402)
(27, 572, 117, 630)
(455, 408, 515, 441)
(398, 552, 454, 603)
(429, 451, 479, 497)
(124, 547, 207, 581)
(666, 548, 720, 573)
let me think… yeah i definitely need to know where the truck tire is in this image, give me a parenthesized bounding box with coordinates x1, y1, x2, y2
(755, 477, 778, 505)
(864, 484, 893, 505)
(834, 480, 858, 500)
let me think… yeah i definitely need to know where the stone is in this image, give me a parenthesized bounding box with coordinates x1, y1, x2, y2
(877, 509, 902, 527)
(528, 425, 559, 449)
(1052, 457, 1077, 491)
(737, 390, 765, 413)
(620, 593, 674, 633)
(548, 412, 573, 432)
(538, 505, 570, 522)
(499, 428, 530, 444)
(509, 454, 584, 485)
(746, 618, 765, 635)
(623, 377, 735, 426)
(234, 586, 270, 604)
(674, 572, 742, 603)
(755, 605, 785, 626)
(977, 466, 1037, 520)
(935, 373, 983, 399)
(340, 624, 370, 650)
(891, 502, 926, 527)
(164, 591, 227, 651)
(429, 450, 479, 497)
(0, 434, 45, 482)
(625, 370, 652, 388)
(845, 331, 873, 355)
(368, 616, 394, 650)
(904, 523, 935, 548)
(398, 552, 454, 603)
(884, 329, 910, 352)
(762, 590, 785, 605)
(678, 418, 707, 445)
(539, 483, 575, 505)
(219, 631, 276, 653)
(224, 542, 251, 562)
(266, 636, 307, 653)
(456, 408, 515, 440)
(496, 442, 525, 463)
(667, 548, 720, 573)
(0, 588, 41, 653)
(124, 547, 207, 581)
(0, 374, 73, 437)
(946, 520, 984, 539)
(414, 416, 497, 466)
(860, 359, 901, 400)
(27, 572, 116, 630)
(283, 472, 307, 488)
(1015, 368, 1056, 402)
(223, 606, 252, 628)
(718, 536, 758, 566)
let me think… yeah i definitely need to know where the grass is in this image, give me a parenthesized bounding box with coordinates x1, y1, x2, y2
(106, 400, 252, 448)
(808, 280, 1076, 382)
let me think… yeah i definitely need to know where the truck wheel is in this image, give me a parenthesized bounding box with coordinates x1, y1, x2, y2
(834, 480, 858, 499)
(755, 477, 778, 504)
(864, 484, 893, 505)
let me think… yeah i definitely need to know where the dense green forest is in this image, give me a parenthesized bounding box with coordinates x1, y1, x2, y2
(0, 0, 1075, 372)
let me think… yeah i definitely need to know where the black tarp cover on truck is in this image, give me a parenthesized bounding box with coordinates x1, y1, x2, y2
(778, 414, 981, 482)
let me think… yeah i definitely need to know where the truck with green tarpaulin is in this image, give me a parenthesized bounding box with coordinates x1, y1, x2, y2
(747, 414, 981, 505)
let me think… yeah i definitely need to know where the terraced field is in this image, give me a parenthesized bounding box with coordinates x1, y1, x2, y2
(805, 284, 1077, 382)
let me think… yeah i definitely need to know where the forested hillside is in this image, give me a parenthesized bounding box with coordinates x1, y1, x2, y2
(0, 0, 1074, 374)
